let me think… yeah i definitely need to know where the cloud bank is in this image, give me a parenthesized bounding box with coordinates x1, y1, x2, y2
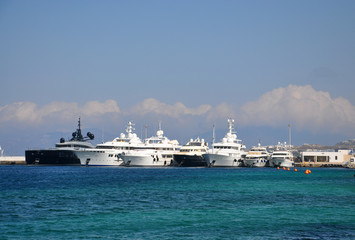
(238, 85, 355, 134)
(0, 100, 120, 127)
(129, 98, 212, 117)
(1, 85, 354, 136)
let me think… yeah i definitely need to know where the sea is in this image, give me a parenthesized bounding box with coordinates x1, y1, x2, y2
(0, 166, 354, 240)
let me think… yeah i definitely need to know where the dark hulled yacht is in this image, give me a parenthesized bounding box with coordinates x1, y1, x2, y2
(173, 138, 209, 167)
(25, 118, 95, 165)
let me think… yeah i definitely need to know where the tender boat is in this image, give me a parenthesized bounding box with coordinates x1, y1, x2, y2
(120, 122, 180, 167)
(25, 118, 95, 165)
(203, 119, 246, 167)
(244, 143, 270, 167)
(173, 138, 209, 167)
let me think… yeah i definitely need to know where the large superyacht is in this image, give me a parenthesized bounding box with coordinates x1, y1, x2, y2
(74, 121, 144, 166)
(120, 122, 181, 167)
(25, 118, 95, 165)
(203, 119, 246, 167)
(173, 137, 209, 167)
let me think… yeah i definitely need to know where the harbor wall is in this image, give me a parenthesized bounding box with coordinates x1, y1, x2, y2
(0, 156, 26, 165)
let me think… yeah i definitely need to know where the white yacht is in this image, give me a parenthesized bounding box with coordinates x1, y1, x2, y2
(244, 143, 270, 167)
(74, 121, 144, 166)
(120, 123, 181, 167)
(173, 137, 209, 167)
(269, 142, 294, 168)
(203, 119, 246, 167)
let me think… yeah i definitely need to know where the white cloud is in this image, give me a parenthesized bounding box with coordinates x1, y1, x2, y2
(3, 86, 353, 136)
(206, 102, 237, 123)
(129, 98, 212, 117)
(0, 98, 236, 129)
(238, 85, 355, 134)
(0, 100, 120, 126)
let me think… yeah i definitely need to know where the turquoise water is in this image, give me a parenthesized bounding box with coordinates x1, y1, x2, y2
(0, 166, 354, 239)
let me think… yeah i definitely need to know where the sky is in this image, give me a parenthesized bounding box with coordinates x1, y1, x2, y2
(1, 0, 355, 155)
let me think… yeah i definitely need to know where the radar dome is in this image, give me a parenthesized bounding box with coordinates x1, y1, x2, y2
(87, 132, 94, 140)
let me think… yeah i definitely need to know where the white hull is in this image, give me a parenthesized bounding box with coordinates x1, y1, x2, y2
(269, 158, 294, 168)
(121, 154, 173, 167)
(75, 149, 124, 166)
(244, 158, 267, 167)
(203, 153, 243, 167)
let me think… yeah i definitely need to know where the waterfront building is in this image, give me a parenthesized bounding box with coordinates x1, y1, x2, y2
(301, 149, 353, 167)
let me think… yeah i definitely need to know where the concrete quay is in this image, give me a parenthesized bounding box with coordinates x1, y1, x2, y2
(0, 156, 26, 165)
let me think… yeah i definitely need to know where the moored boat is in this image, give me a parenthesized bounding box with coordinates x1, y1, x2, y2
(269, 142, 294, 168)
(74, 121, 144, 166)
(25, 118, 95, 165)
(173, 138, 209, 167)
(244, 143, 270, 167)
(203, 119, 246, 167)
(120, 122, 180, 167)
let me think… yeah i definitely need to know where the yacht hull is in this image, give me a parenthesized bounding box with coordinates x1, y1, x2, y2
(173, 154, 206, 167)
(203, 154, 243, 167)
(74, 150, 124, 166)
(244, 159, 268, 168)
(25, 149, 80, 165)
(121, 154, 173, 167)
(269, 158, 294, 168)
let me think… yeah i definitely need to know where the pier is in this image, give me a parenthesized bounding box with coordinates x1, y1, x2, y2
(0, 156, 26, 165)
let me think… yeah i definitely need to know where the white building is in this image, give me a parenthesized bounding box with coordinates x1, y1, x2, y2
(301, 149, 352, 166)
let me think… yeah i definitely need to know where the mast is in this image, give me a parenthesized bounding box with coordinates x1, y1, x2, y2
(228, 118, 234, 134)
(144, 124, 148, 140)
(212, 124, 215, 154)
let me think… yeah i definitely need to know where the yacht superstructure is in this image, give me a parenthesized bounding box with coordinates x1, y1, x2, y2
(203, 119, 246, 167)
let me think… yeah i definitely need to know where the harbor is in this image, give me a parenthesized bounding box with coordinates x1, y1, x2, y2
(2, 119, 355, 168)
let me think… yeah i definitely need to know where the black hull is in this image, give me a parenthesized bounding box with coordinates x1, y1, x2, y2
(25, 150, 80, 165)
(173, 154, 206, 167)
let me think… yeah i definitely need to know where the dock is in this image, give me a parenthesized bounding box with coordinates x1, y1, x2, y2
(0, 156, 26, 165)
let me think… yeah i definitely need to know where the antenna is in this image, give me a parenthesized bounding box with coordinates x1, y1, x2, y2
(228, 118, 234, 134)
(144, 125, 148, 139)
(101, 128, 104, 143)
(212, 124, 215, 154)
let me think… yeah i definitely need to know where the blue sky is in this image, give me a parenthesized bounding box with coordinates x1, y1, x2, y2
(1, 0, 355, 155)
